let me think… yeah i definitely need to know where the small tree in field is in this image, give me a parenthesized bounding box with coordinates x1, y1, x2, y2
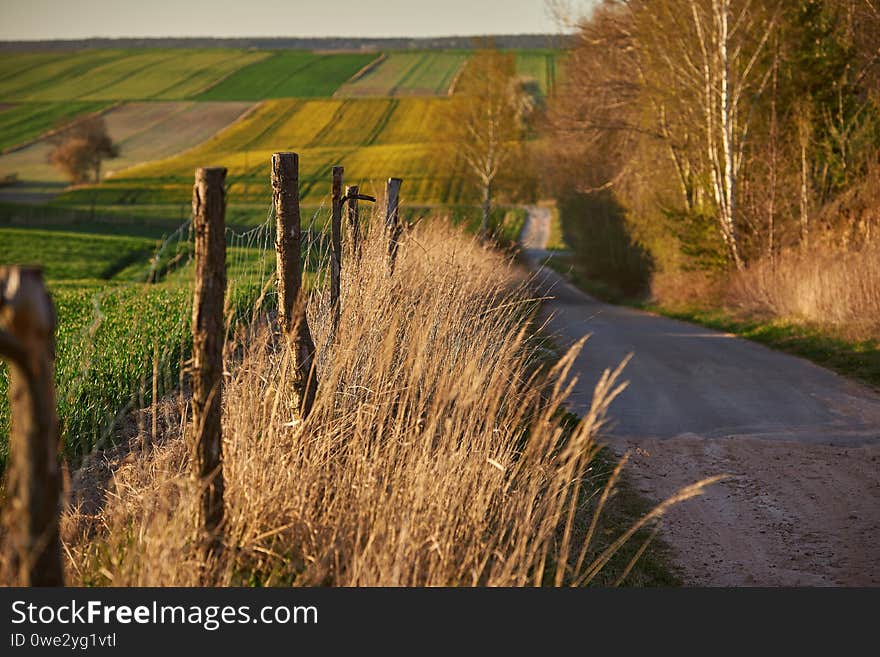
(443, 49, 530, 238)
(48, 116, 118, 184)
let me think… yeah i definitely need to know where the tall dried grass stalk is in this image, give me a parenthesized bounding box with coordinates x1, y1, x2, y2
(727, 242, 880, 340)
(5, 218, 712, 586)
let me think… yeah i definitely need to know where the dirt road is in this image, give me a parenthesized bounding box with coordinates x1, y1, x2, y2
(522, 206, 880, 586)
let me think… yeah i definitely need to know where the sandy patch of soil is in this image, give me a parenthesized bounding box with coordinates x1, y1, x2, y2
(609, 434, 880, 586)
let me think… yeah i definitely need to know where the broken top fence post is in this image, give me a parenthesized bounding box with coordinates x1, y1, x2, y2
(0, 266, 63, 586)
(330, 166, 344, 337)
(271, 152, 317, 419)
(191, 166, 227, 557)
(345, 184, 361, 260)
(385, 177, 403, 272)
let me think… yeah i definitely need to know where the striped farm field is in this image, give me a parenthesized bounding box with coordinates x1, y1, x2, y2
(0, 52, 68, 82)
(102, 101, 254, 172)
(515, 50, 565, 96)
(61, 97, 470, 208)
(336, 52, 469, 97)
(0, 101, 254, 193)
(0, 102, 107, 151)
(0, 49, 269, 101)
(0, 49, 127, 100)
(197, 52, 380, 100)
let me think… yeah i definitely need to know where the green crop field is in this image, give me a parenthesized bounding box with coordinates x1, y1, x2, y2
(0, 44, 563, 470)
(0, 49, 270, 102)
(0, 102, 107, 151)
(0, 50, 127, 100)
(515, 50, 565, 96)
(198, 52, 379, 100)
(0, 52, 67, 83)
(0, 226, 272, 468)
(337, 52, 469, 97)
(0, 228, 157, 280)
(0, 279, 193, 466)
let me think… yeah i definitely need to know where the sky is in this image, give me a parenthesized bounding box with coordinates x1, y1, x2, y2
(0, 0, 566, 40)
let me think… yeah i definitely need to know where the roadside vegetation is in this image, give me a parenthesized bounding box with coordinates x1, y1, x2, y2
(545, 0, 880, 381)
(51, 219, 703, 586)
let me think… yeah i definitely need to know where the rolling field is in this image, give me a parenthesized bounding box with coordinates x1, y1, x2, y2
(0, 49, 270, 101)
(0, 45, 556, 465)
(0, 101, 254, 201)
(0, 49, 127, 100)
(0, 225, 272, 467)
(0, 228, 156, 280)
(515, 50, 564, 96)
(337, 52, 469, 97)
(0, 102, 107, 151)
(198, 51, 379, 99)
(102, 101, 254, 173)
(63, 97, 471, 208)
(0, 52, 67, 82)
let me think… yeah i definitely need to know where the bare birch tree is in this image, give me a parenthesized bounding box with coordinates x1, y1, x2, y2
(632, 0, 780, 269)
(443, 50, 528, 238)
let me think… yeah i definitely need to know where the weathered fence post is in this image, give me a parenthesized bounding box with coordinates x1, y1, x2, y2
(345, 184, 361, 259)
(191, 167, 227, 556)
(330, 166, 344, 336)
(271, 152, 317, 419)
(0, 266, 63, 586)
(385, 177, 403, 272)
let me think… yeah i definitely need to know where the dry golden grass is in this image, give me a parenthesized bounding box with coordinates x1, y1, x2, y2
(4, 218, 714, 586)
(727, 242, 880, 341)
(650, 269, 723, 310)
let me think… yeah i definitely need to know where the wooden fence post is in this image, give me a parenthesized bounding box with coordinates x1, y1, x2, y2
(385, 177, 403, 272)
(345, 184, 362, 259)
(191, 167, 227, 556)
(271, 152, 317, 419)
(330, 166, 344, 336)
(0, 266, 63, 586)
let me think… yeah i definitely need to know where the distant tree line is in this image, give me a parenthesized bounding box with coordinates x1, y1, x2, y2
(0, 34, 569, 52)
(547, 0, 880, 275)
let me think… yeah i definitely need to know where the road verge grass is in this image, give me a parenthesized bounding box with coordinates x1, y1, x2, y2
(542, 252, 880, 390)
(41, 219, 707, 586)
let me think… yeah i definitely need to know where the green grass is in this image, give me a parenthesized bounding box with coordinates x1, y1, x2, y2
(337, 52, 469, 97)
(514, 50, 564, 96)
(0, 281, 192, 468)
(546, 204, 567, 250)
(198, 52, 379, 100)
(0, 228, 157, 280)
(0, 200, 187, 238)
(0, 241, 273, 472)
(0, 49, 270, 102)
(0, 50, 127, 101)
(0, 102, 107, 151)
